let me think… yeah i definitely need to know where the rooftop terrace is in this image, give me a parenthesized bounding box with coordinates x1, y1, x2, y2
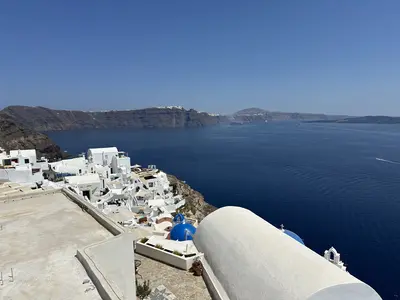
(0, 182, 212, 300)
(0, 192, 112, 300)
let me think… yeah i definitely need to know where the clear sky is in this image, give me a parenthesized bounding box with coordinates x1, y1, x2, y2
(1, 1, 400, 115)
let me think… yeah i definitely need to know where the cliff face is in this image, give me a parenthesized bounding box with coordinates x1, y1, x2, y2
(168, 174, 216, 222)
(0, 112, 63, 160)
(2, 106, 224, 131)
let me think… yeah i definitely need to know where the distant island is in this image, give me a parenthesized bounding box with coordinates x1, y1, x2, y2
(231, 108, 400, 124)
(307, 116, 400, 124)
(230, 107, 346, 123)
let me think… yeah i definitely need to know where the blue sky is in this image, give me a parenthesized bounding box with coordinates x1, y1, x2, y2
(1, 1, 399, 115)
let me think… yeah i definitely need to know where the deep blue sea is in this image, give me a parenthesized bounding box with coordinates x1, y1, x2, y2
(48, 123, 400, 299)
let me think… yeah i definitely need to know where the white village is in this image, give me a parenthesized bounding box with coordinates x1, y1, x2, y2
(0, 146, 382, 299)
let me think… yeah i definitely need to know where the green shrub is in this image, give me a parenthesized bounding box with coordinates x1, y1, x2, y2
(190, 260, 203, 276)
(155, 244, 164, 250)
(140, 237, 149, 244)
(173, 250, 183, 256)
(136, 279, 151, 299)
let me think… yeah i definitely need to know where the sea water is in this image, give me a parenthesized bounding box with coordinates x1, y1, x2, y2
(48, 122, 400, 299)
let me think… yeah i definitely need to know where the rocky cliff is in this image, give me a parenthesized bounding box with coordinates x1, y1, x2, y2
(2, 106, 224, 131)
(168, 174, 216, 222)
(0, 112, 63, 160)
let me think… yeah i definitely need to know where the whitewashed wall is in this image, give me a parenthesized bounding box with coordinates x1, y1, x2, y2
(194, 206, 382, 300)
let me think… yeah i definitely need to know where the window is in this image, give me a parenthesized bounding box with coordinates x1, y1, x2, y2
(32, 168, 40, 174)
(79, 169, 82, 174)
(24, 159, 30, 164)
(83, 190, 91, 200)
(3, 159, 11, 166)
(149, 182, 154, 187)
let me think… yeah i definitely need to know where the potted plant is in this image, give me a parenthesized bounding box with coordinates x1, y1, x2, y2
(173, 250, 183, 257)
(155, 244, 164, 250)
(140, 237, 149, 244)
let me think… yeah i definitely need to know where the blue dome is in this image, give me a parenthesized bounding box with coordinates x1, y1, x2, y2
(170, 223, 196, 241)
(173, 213, 185, 224)
(284, 229, 305, 245)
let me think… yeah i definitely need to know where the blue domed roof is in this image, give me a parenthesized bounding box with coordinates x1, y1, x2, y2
(170, 223, 196, 241)
(284, 229, 305, 245)
(173, 213, 185, 224)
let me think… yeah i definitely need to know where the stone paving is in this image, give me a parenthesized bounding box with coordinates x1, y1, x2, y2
(135, 253, 211, 300)
(148, 285, 177, 300)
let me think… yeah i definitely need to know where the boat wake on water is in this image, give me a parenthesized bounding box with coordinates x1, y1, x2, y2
(375, 157, 400, 165)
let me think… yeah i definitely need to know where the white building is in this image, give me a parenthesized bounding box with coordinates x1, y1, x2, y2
(110, 151, 131, 174)
(47, 156, 87, 180)
(140, 171, 170, 195)
(0, 165, 43, 185)
(0, 149, 46, 186)
(10, 149, 37, 165)
(88, 163, 111, 183)
(194, 206, 382, 300)
(87, 147, 118, 166)
(64, 173, 101, 201)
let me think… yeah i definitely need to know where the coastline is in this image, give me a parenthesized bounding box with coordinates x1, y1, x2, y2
(167, 174, 216, 222)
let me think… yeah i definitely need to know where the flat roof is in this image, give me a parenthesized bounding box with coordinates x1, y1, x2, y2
(0, 192, 112, 300)
(88, 147, 118, 154)
(64, 174, 100, 185)
(9, 149, 36, 157)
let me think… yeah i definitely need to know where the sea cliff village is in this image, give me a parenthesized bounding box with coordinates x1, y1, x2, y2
(0, 146, 382, 299)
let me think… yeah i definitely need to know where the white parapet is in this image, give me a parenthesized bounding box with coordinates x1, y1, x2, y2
(194, 206, 382, 300)
(136, 236, 203, 270)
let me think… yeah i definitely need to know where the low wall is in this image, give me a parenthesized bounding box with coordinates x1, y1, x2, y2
(200, 258, 230, 300)
(0, 189, 61, 203)
(136, 241, 203, 271)
(62, 187, 125, 236)
(76, 249, 116, 300)
(62, 188, 136, 300)
(0, 168, 31, 183)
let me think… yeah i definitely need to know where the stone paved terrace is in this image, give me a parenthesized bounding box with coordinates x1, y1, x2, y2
(0, 192, 112, 300)
(135, 253, 211, 300)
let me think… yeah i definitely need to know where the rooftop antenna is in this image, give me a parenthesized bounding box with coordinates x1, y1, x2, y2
(280, 224, 285, 231)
